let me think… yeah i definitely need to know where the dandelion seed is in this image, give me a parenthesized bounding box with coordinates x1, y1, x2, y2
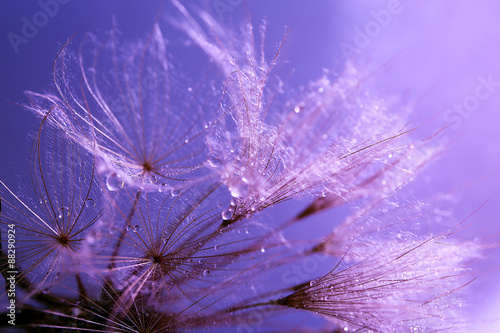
(25, 23, 215, 191)
(0, 110, 101, 294)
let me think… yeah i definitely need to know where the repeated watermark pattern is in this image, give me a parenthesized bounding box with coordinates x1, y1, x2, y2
(443, 75, 500, 129)
(212, 0, 243, 22)
(7, 0, 71, 54)
(339, 0, 411, 59)
(236, 252, 330, 332)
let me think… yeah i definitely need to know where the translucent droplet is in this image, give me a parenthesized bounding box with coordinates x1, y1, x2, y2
(58, 207, 69, 219)
(260, 247, 266, 253)
(203, 269, 210, 276)
(214, 245, 219, 250)
(79, 175, 86, 182)
(208, 157, 222, 168)
(229, 187, 242, 198)
(85, 198, 96, 208)
(170, 189, 182, 197)
(106, 173, 123, 191)
(222, 209, 233, 221)
(309, 279, 317, 286)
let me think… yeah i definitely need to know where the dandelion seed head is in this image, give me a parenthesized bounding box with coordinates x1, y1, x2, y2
(0, 2, 486, 332)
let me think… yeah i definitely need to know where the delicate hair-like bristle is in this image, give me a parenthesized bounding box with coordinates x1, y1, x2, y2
(0, 3, 485, 332)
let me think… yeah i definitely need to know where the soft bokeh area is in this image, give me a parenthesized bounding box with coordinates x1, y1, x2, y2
(1, 0, 499, 331)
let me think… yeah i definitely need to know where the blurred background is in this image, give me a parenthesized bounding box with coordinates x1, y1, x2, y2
(1, 0, 499, 330)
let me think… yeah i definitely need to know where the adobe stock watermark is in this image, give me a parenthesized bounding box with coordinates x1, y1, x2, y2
(236, 252, 330, 333)
(7, 0, 71, 54)
(108, 65, 161, 116)
(5, 224, 18, 326)
(339, 0, 411, 59)
(432, 74, 499, 144)
(212, 0, 242, 22)
(443, 74, 499, 129)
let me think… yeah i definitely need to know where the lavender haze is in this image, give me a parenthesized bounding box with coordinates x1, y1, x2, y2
(0, 0, 499, 332)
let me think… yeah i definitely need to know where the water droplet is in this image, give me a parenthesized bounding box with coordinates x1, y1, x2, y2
(79, 175, 86, 182)
(260, 247, 266, 253)
(214, 245, 219, 250)
(229, 187, 242, 198)
(187, 87, 193, 92)
(170, 189, 182, 197)
(294, 106, 301, 113)
(85, 198, 96, 208)
(208, 157, 222, 168)
(309, 280, 317, 286)
(222, 209, 233, 221)
(58, 207, 69, 219)
(203, 269, 210, 276)
(106, 173, 124, 191)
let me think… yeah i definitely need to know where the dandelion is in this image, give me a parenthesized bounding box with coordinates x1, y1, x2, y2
(24, 22, 214, 192)
(0, 110, 101, 298)
(172, 1, 438, 226)
(0, 2, 484, 332)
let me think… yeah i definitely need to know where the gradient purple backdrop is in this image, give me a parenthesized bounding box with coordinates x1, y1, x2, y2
(0, 0, 499, 330)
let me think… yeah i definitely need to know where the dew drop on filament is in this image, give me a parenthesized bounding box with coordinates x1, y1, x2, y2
(222, 209, 233, 221)
(170, 189, 182, 197)
(106, 173, 124, 191)
(58, 207, 69, 219)
(85, 198, 96, 208)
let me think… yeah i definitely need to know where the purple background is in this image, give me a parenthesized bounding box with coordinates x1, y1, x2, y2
(1, 0, 499, 330)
